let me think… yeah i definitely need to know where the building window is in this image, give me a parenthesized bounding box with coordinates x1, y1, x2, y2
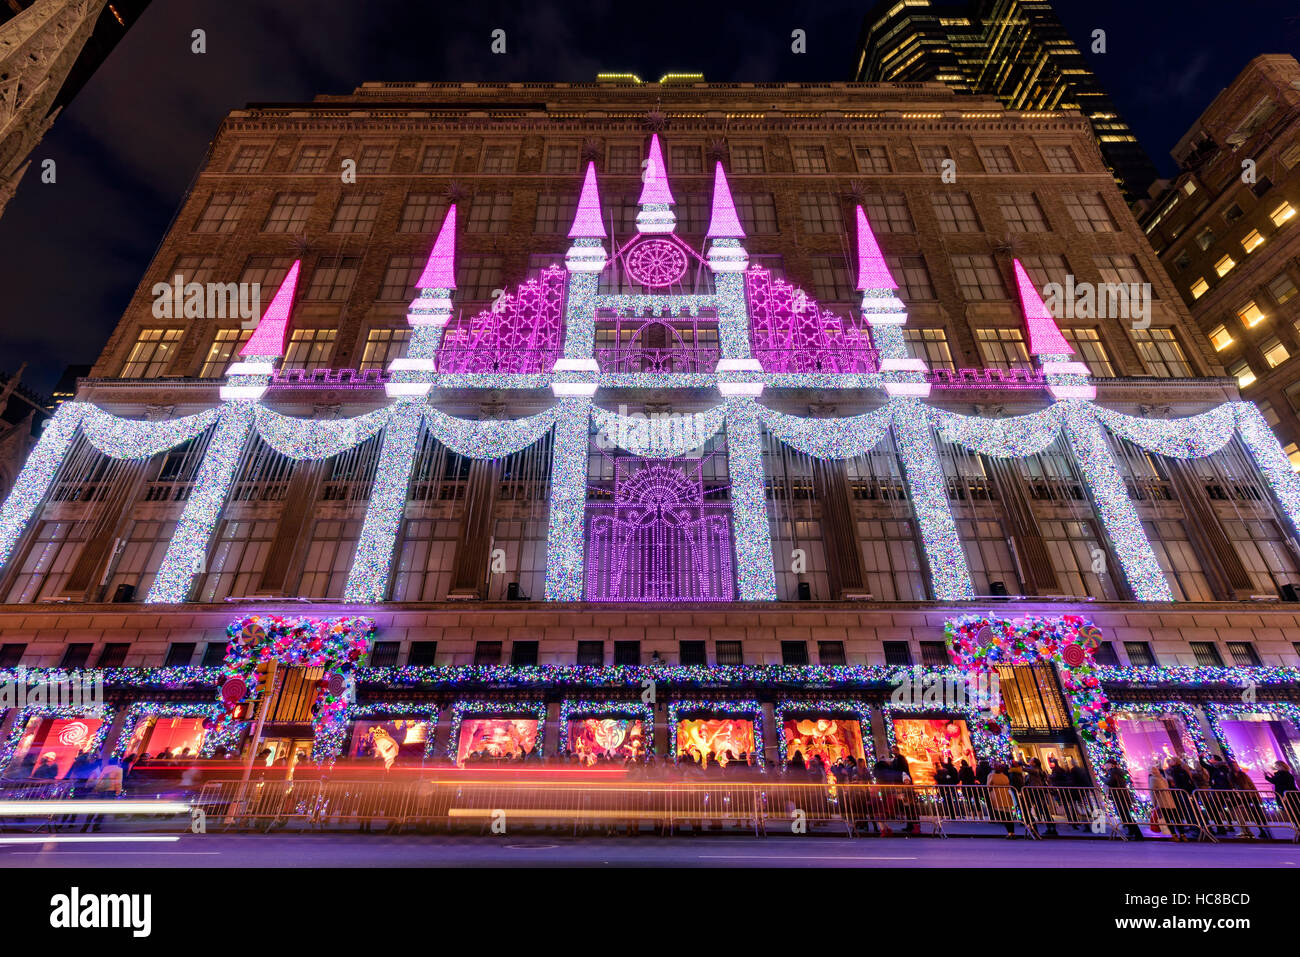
(356, 145, 395, 174)
(1228, 359, 1257, 388)
(1094, 641, 1120, 666)
(0, 644, 25, 667)
(1018, 253, 1070, 290)
(678, 191, 710, 234)
(545, 145, 579, 173)
(854, 145, 891, 172)
(1173, 251, 1191, 272)
(229, 145, 269, 173)
(576, 641, 604, 666)
(951, 254, 1006, 300)
(1227, 641, 1262, 666)
(606, 145, 641, 174)
(1263, 336, 1290, 368)
(1241, 229, 1266, 254)
(730, 145, 766, 173)
(420, 144, 455, 173)
(401, 641, 436, 666)
(282, 329, 337, 371)
(472, 641, 502, 666)
(670, 145, 704, 174)
(369, 641, 400, 667)
(193, 191, 246, 233)
(508, 641, 538, 666)
(60, 644, 93, 669)
(679, 641, 707, 666)
(716, 641, 744, 666)
(163, 643, 195, 667)
(882, 641, 913, 666)
(864, 192, 913, 232)
(1258, 400, 1281, 426)
(238, 255, 292, 292)
(975, 328, 1032, 369)
(358, 328, 410, 371)
(1208, 324, 1234, 351)
(480, 145, 517, 173)
(978, 145, 1016, 173)
(931, 192, 981, 232)
(1214, 254, 1236, 277)
(799, 193, 843, 233)
(329, 193, 380, 233)
(919, 641, 949, 667)
(781, 641, 810, 665)
(294, 144, 331, 172)
(1063, 192, 1115, 232)
(378, 254, 423, 300)
(1190, 277, 1209, 299)
(1270, 201, 1297, 227)
(534, 191, 577, 233)
(456, 255, 505, 301)
(1094, 254, 1148, 287)
(916, 144, 951, 173)
(902, 328, 953, 369)
(818, 641, 847, 666)
(792, 145, 828, 173)
(1041, 145, 1079, 173)
(1189, 641, 1224, 666)
(997, 192, 1048, 232)
(198, 328, 252, 378)
(1124, 641, 1155, 666)
(1284, 443, 1300, 471)
(120, 329, 183, 378)
(1268, 272, 1298, 305)
(1131, 328, 1192, 377)
(398, 191, 449, 232)
(466, 193, 512, 233)
(304, 256, 360, 301)
(735, 193, 778, 233)
(888, 256, 937, 301)
(613, 641, 640, 666)
(1061, 328, 1115, 376)
(200, 643, 226, 668)
(262, 192, 314, 233)
(168, 254, 219, 286)
(98, 643, 130, 667)
(810, 255, 854, 301)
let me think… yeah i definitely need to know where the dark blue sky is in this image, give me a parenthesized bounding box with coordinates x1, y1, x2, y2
(2, 0, 1297, 394)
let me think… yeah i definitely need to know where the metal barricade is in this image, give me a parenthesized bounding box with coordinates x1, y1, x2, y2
(1192, 788, 1298, 841)
(1018, 786, 1117, 838)
(1124, 787, 1212, 841)
(929, 784, 1027, 838)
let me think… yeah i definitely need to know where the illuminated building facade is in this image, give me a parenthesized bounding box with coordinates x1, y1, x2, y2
(0, 79, 1298, 781)
(852, 0, 1160, 203)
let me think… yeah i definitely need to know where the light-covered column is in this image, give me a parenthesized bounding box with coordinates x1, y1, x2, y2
(543, 397, 592, 601)
(890, 398, 974, 600)
(0, 401, 86, 572)
(145, 402, 256, 603)
(1235, 401, 1300, 537)
(1062, 403, 1173, 601)
(724, 397, 777, 601)
(343, 402, 424, 602)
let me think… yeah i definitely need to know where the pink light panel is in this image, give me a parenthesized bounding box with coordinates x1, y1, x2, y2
(436, 266, 565, 374)
(1013, 259, 1073, 356)
(568, 162, 607, 238)
(706, 162, 745, 238)
(240, 259, 301, 357)
(855, 206, 898, 291)
(637, 134, 675, 206)
(746, 267, 878, 374)
(415, 204, 458, 290)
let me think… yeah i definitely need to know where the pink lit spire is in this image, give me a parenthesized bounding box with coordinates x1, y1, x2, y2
(415, 204, 458, 289)
(239, 260, 300, 357)
(568, 162, 607, 238)
(637, 133, 675, 206)
(1013, 258, 1073, 356)
(706, 161, 745, 238)
(854, 206, 898, 291)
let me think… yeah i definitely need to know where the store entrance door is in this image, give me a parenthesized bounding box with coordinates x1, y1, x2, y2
(249, 735, 314, 779)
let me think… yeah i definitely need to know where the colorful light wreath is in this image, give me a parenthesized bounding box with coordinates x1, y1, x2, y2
(665, 698, 765, 766)
(212, 614, 376, 762)
(772, 699, 875, 766)
(0, 703, 116, 772)
(446, 698, 548, 761)
(112, 702, 219, 759)
(557, 698, 655, 756)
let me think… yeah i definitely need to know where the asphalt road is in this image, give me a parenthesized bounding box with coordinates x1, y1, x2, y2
(3, 833, 1298, 867)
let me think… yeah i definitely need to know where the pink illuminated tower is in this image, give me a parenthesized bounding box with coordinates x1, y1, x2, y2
(636, 134, 676, 233)
(705, 161, 748, 274)
(566, 162, 609, 275)
(415, 203, 458, 291)
(1013, 258, 1094, 399)
(238, 259, 301, 359)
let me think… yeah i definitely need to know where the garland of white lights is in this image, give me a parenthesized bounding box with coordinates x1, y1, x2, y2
(756, 402, 895, 459)
(591, 404, 726, 457)
(0, 401, 85, 570)
(145, 403, 256, 603)
(890, 398, 975, 600)
(543, 397, 591, 600)
(928, 403, 1066, 458)
(80, 405, 221, 460)
(1092, 403, 1237, 459)
(422, 405, 559, 458)
(724, 398, 779, 601)
(343, 403, 425, 603)
(1234, 401, 1300, 539)
(254, 405, 393, 460)
(1062, 402, 1174, 602)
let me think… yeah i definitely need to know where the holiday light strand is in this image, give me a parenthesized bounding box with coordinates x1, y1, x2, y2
(1093, 403, 1237, 459)
(80, 406, 220, 460)
(253, 405, 393, 460)
(929, 403, 1066, 457)
(0, 401, 85, 572)
(757, 401, 895, 459)
(772, 699, 875, 765)
(557, 698, 655, 756)
(1234, 401, 1300, 539)
(591, 404, 726, 457)
(422, 404, 559, 458)
(1096, 665, 1300, 686)
(360, 663, 928, 688)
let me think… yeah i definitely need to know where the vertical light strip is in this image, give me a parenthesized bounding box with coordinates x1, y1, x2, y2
(343, 402, 424, 602)
(561, 269, 599, 359)
(544, 397, 592, 600)
(1234, 401, 1300, 536)
(891, 397, 974, 600)
(724, 397, 778, 600)
(0, 401, 86, 572)
(714, 271, 753, 360)
(145, 402, 256, 604)
(1062, 403, 1173, 602)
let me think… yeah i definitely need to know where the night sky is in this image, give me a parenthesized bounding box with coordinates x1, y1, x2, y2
(1, 0, 1297, 395)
